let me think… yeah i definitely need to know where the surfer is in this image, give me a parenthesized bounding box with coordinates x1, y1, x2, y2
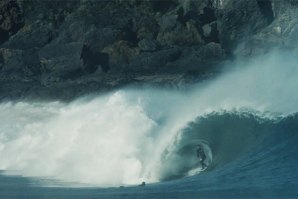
(196, 144, 207, 169)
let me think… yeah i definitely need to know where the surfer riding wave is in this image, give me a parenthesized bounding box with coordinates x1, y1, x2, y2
(196, 144, 207, 170)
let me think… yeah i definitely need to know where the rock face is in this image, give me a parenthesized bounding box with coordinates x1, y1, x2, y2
(0, 0, 297, 100)
(0, 0, 24, 44)
(217, 0, 271, 52)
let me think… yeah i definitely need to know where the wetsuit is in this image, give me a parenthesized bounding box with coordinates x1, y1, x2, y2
(196, 146, 207, 169)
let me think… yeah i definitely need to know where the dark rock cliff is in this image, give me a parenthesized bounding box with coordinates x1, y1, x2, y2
(0, 0, 297, 100)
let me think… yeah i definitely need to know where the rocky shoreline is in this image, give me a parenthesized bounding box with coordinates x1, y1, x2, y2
(0, 0, 297, 101)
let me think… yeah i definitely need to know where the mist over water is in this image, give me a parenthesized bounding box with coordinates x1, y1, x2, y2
(0, 50, 297, 186)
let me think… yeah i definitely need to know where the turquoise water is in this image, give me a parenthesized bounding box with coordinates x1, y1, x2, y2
(1, 112, 298, 199)
(1, 50, 298, 198)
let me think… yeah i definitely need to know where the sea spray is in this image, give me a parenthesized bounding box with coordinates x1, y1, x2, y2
(0, 50, 297, 186)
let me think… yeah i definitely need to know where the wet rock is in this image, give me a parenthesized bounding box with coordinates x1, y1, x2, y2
(164, 43, 225, 74)
(2, 22, 53, 50)
(256, 0, 274, 24)
(20, 0, 78, 26)
(199, 6, 217, 25)
(138, 38, 159, 52)
(198, 42, 225, 60)
(285, 23, 298, 48)
(0, 48, 40, 78)
(0, 29, 9, 46)
(157, 17, 204, 47)
(159, 13, 178, 32)
(129, 47, 181, 72)
(0, 0, 24, 44)
(234, 39, 270, 57)
(231, 0, 298, 57)
(0, 51, 3, 70)
(0, 0, 297, 101)
(80, 44, 109, 73)
(39, 42, 80, 59)
(83, 27, 120, 51)
(57, 13, 120, 49)
(0, 48, 24, 74)
(39, 43, 85, 79)
(217, 0, 272, 52)
(102, 41, 140, 68)
(202, 21, 219, 42)
(134, 14, 159, 40)
(179, 0, 217, 24)
(39, 42, 110, 79)
(22, 49, 42, 75)
(155, 4, 207, 47)
(62, 17, 120, 50)
(202, 23, 212, 37)
(179, 0, 213, 15)
(151, 0, 179, 14)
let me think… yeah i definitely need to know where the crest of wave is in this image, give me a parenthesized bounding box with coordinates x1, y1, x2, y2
(0, 92, 166, 185)
(0, 50, 298, 186)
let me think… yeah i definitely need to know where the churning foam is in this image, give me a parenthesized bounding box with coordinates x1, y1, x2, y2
(0, 50, 297, 186)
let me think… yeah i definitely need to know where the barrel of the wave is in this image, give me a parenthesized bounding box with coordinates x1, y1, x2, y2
(157, 139, 213, 181)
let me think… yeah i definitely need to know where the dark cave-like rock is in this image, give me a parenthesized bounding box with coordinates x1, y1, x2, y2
(80, 44, 110, 73)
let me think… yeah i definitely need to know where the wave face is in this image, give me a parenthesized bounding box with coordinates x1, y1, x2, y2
(0, 50, 298, 187)
(160, 111, 298, 182)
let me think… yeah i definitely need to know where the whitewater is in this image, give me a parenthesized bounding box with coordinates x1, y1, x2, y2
(0, 50, 298, 195)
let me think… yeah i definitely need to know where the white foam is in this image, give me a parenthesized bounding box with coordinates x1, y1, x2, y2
(0, 50, 297, 186)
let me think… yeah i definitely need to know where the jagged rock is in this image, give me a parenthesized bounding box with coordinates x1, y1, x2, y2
(22, 49, 42, 75)
(198, 42, 225, 60)
(231, 0, 298, 57)
(129, 48, 181, 71)
(0, 0, 297, 101)
(179, 0, 210, 14)
(60, 16, 120, 50)
(2, 22, 53, 50)
(164, 43, 225, 73)
(0, 48, 24, 74)
(285, 24, 298, 48)
(202, 23, 212, 37)
(134, 12, 159, 40)
(234, 39, 270, 57)
(80, 44, 109, 73)
(39, 42, 82, 59)
(202, 21, 218, 42)
(178, 0, 217, 25)
(256, 0, 274, 23)
(102, 41, 140, 68)
(159, 13, 178, 32)
(157, 16, 204, 47)
(0, 0, 24, 44)
(217, 0, 274, 52)
(39, 43, 110, 79)
(150, 0, 179, 13)
(0, 48, 40, 78)
(39, 43, 85, 79)
(155, 3, 207, 47)
(138, 39, 159, 52)
(83, 27, 120, 51)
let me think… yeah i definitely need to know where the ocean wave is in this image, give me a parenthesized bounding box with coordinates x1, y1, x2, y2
(0, 50, 298, 187)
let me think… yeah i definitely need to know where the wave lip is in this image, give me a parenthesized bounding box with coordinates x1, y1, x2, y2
(156, 110, 294, 181)
(0, 50, 298, 187)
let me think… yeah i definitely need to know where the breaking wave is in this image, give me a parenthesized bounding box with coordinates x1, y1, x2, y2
(0, 50, 297, 186)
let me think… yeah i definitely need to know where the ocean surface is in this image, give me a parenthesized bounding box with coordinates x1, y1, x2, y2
(1, 51, 298, 198)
